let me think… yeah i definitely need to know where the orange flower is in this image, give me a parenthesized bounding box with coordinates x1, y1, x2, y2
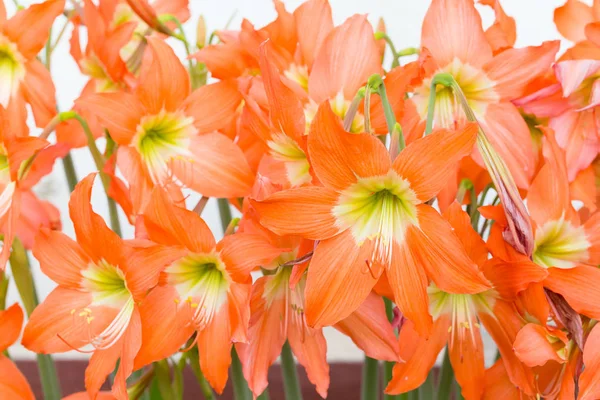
(132, 188, 285, 393)
(0, 303, 34, 399)
(386, 203, 535, 398)
(22, 174, 174, 400)
(0, 0, 64, 133)
(77, 37, 253, 217)
(252, 103, 490, 335)
(411, 0, 559, 189)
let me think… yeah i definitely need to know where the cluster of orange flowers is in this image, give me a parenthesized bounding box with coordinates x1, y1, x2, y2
(1, 0, 600, 399)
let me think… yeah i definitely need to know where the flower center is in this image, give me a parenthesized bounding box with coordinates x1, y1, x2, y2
(333, 170, 419, 265)
(79, 54, 120, 93)
(414, 59, 498, 129)
(134, 110, 197, 183)
(284, 63, 309, 91)
(165, 253, 230, 330)
(533, 217, 590, 269)
(0, 35, 25, 108)
(304, 92, 365, 134)
(267, 133, 311, 186)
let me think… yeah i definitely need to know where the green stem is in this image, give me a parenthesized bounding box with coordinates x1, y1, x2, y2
(375, 33, 400, 68)
(63, 111, 122, 236)
(361, 356, 379, 400)
(231, 348, 252, 400)
(61, 152, 79, 192)
(10, 239, 61, 400)
(424, 73, 455, 135)
(257, 389, 271, 400)
(379, 83, 404, 150)
(217, 198, 233, 233)
(187, 345, 215, 400)
(343, 87, 366, 131)
(418, 374, 434, 399)
(281, 341, 303, 400)
(436, 349, 453, 400)
(45, 26, 52, 69)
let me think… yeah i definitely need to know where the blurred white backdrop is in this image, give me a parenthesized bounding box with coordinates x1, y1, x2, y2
(5, 0, 573, 361)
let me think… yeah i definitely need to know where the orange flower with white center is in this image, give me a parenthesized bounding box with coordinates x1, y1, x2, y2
(412, 0, 559, 189)
(133, 188, 285, 394)
(387, 202, 537, 399)
(77, 37, 254, 214)
(0, 0, 64, 130)
(21, 174, 175, 400)
(252, 103, 491, 335)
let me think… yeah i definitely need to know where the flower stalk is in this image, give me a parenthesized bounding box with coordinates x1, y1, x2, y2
(281, 341, 303, 400)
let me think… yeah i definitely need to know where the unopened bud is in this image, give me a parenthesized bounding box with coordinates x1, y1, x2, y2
(196, 15, 207, 49)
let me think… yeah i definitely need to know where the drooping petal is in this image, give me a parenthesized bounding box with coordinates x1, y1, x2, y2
(75, 92, 145, 145)
(308, 102, 391, 191)
(171, 133, 255, 198)
(21, 59, 57, 128)
(385, 316, 450, 394)
(334, 292, 400, 362)
(442, 201, 488, 267)
(143, 187, 216, 253)
(483, 360, 527, 400)
(134, 286, 195, 369)
(449, 324, 485, 400)
(2, 0, 65, 59)
(288, 318, 329, 398)
(513, 324, 567, 367)
(387, 241, 432, 337)
(197, 306, 233, 394)
(544, 266, 600, 320)
(32, 228, 89, 289)
(182, 80, 243, 134)
(393, 123, 478, 202)
(485, 41, 560, 101)
(409, 205, 491, 294)
(554, 0, 595, 42)
(250, 186, 340, 240)
(136, 37, 190, 113)
(305, 230, 378, 328)
(293, 0, 333, 68)
(421, 0, 492, 68)
(237, 277, 287, 398)
(218, 233, 287, 280)
(308, 15, 380, 103)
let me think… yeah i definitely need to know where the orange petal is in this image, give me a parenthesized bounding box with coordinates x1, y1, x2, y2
(0, 355, 35, 400)
(478, 102, 536, 189)
(393, 123, 478, 202)
(308, 15, 380, 103)
(115, 146, 154, 216)
(421, 0, 492, 68)
(449, 324, 485, 400)
(544, 266, 600, 320)
(197, 306, 233, 394)
(227, 281, 252, 344)
(134, 286, 195, 370)
(293, 0, 333, 68)
(514, 323, 567, 367)
(308, 102, 391, 191)
(288, 318, 329, 398)
(305, 230, 378, 328)
(482, 258, 547, 299)
(409, 204, 491, 294)
(0, 303, 24, 352)
(182, 80, 242, 134)
(385, 316, 450, 394)
(554, 59, 600, 98)
(480, 0, 516, 53)
(62, 392, 115, 400)
(442, 201, 488, 266)
(22, 59, 57, 128)
(2, 0, 65, 59)
(554, 0, 595, 42)
(258, 43, 305, 142)
(32, 228, 89, 289)
(22, 287, 93, 353)
(5, 136, 48, 181)
(578, 323, 600, 400)
(584, 212, 600, 264)
(69, 174, 125, 267)
(485, 41, 560, 101)
(218, 233, 286, 281)
(76, 92, 145, 145)
(171, 133, 254, 198)
(136, 37, 190, 113)
(237, 277, 287, 397)
(334, 292, 400, 362)
(387, 241, 432, 337)
(250, 186, 339, 240)
(571, 166, 597, 213)
(143, 187, 216, 253)
(483, 360, 528, 400)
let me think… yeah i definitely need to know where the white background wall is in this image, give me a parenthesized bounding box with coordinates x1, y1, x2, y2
(6, 0, 573, 361)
